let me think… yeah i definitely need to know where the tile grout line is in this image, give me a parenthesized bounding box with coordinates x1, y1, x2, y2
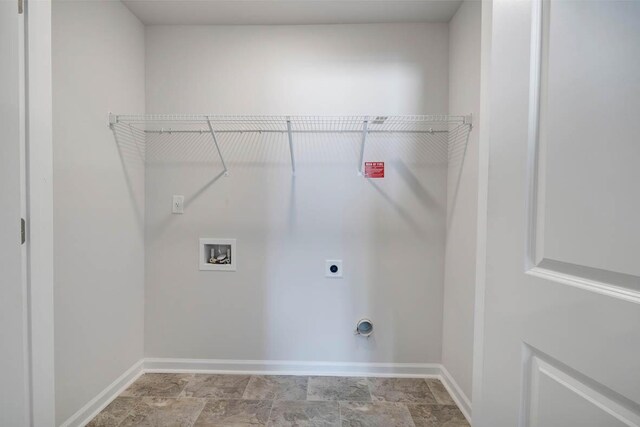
(177, 373, 193, 399)
(401, 402, 418, 427)
(305, 376, 311, 401)
(366, 377, 373, 402)
(266, 398, 276, 426)
(188, 398, 207, 427)
(113, 397, 140, 427)
(423, 377, 442, 405)
(242, 374, 274, 426)
(240, 374, 252, 400)
(425, 377, 456, 406)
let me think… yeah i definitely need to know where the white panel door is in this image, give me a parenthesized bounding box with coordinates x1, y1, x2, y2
(0, 0, 29, 425)
(476, 1, 640, 426)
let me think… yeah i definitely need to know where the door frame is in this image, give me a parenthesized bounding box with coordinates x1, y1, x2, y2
(24, 0, 55, 425)
(471, 0, 492, 424)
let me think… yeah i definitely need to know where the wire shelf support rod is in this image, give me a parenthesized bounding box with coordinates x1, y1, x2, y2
(286, 118, 296, 176)
(207, 117, 229, 176)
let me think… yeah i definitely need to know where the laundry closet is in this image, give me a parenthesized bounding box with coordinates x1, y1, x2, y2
(51, 1, 481, 425)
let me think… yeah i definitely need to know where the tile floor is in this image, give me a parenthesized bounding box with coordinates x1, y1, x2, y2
(88, 373, 470, 427)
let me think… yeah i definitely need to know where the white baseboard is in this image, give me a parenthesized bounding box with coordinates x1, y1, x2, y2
(144, 358, 442, 378)
(60, 359, 144, 427)
(439, 365, 472, 423)
(61, 358, 472, 427)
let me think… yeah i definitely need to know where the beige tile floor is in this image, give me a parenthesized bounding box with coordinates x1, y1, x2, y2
(88, 373, 470, 426)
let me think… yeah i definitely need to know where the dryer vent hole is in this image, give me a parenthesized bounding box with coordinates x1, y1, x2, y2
(355, 319, 373, 337)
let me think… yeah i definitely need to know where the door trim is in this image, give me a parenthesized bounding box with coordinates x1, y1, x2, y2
(25, 0, 55, 424)
(470, 0, 492, 424)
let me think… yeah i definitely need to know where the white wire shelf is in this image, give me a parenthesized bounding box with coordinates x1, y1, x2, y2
(108, 113, 473, 176)
(110, 114, 470, 132)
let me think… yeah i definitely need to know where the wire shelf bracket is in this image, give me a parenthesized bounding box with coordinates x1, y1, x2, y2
(206, 117, 229, 176)
(286, 117, 296, 176)
(357, 117, 369, 176)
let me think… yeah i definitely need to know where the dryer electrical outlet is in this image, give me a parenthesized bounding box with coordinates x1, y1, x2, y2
(325, 260, 343, 278)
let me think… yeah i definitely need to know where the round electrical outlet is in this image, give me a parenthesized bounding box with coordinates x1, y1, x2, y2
(325, 260, 343, 278)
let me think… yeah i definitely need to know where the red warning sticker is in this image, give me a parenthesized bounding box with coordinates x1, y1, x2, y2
(364, 162, 385, 178)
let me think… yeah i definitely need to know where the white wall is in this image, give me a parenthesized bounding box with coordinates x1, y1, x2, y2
(146, 24, 448, 115)
(52, 2, 145, 424)
(442, 0, 481, 402)
(144, 23, 450, 363)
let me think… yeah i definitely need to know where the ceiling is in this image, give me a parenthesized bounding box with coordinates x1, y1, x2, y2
(122, 0, 463, 25)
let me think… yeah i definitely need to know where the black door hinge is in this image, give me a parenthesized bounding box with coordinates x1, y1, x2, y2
(21, 218, 26, 245)
(18, 0, 23, 14)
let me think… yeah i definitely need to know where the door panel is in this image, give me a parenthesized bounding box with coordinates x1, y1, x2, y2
(0, 0, 29, 425)
(536, 0, 640, 280)
(525, 348, 640, 427)
(477, 1, 640, 426)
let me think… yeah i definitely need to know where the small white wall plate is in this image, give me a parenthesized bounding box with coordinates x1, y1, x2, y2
(172, 195, 184, 214)
(326, 260, 343, 278)
(200, 238, 236, 271)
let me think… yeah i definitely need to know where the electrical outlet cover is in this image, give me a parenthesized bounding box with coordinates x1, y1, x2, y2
(172, 195, 184, 214)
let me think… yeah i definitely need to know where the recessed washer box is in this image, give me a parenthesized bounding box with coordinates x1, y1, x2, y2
(199, 238, 236, 271)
